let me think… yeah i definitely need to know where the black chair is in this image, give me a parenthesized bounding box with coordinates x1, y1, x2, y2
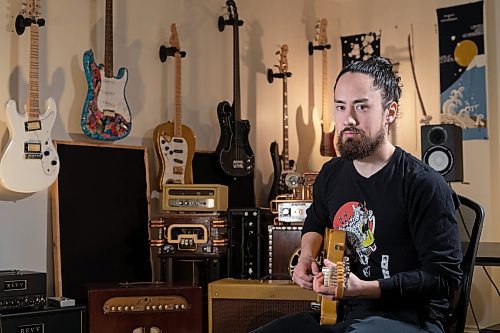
(446, 194, 485, 333)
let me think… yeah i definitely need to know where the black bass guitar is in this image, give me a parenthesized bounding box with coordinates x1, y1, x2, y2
(267, 44, 300, 203)
(215, 0, 255, 178)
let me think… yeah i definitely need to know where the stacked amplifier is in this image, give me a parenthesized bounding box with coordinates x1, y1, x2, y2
(149, 184, 230, 284)
(268, 172, 318, 279)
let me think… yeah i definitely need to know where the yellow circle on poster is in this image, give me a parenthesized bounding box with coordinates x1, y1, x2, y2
(454, 40, 478, 67)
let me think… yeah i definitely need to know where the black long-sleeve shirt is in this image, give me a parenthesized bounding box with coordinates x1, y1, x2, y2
(302, 147, 463, 328)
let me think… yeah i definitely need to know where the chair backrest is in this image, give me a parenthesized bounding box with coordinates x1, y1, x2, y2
(447, 194, 485, 333)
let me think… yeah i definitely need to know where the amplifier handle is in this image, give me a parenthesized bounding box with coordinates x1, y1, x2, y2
(0, 269, 19, 275)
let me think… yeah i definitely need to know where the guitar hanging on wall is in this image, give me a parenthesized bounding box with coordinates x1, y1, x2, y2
(267, 44, 301, 203)
(153, 23, 196, 189)
(215, 0, 255, 178)
(81, 0, 131, 141)
(310, 19, 337, 158)
(0, 0, 59, 201)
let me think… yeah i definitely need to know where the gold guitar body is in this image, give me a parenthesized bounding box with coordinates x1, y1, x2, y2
(153, 121, 196, 188)
(320, 228, 347, 325)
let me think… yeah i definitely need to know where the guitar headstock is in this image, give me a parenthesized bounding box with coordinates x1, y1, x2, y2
(16, 0, 44, 35)
(277, 44, 289, 74)
(317, 18, 328, 46)
(169, 23, 181, 52)
(226, 0, 239, 22)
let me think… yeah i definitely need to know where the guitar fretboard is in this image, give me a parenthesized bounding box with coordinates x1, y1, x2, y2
(321, 48, 329, 133)
(104, 0, 113, 78)
(282, 77, 290, 170)
(174, 53, 183, 138)
(232, 17, 242, 121)
(28, 24, 40, 121)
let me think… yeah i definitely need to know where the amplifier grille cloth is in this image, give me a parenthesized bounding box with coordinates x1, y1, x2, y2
(212, 298, 312, 333)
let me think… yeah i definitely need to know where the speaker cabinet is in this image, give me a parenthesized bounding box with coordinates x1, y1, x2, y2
(208, 278, 317, 333)
(227, 208, 273, 279)
(0, 305, 86, 333)
(88, 283, 202, 333)
(421, 124, 463, 182)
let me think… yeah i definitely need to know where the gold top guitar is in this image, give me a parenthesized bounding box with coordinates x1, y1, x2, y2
(0, 0, 59, 201)
(81, 0, 131, 140)
(320, 228, 350, 325)
(153, 23, 196, 188)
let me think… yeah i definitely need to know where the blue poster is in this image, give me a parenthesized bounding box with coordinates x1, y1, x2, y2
(437, 1, 487, 140)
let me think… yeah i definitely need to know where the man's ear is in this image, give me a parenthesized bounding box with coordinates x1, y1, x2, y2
(386, 101, 398, 124)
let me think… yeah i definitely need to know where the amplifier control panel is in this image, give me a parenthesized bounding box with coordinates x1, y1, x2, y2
(103, 295, 190, 314)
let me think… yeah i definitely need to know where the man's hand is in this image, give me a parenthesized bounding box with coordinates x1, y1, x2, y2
(292, 256, 320, 290)
(313, 259, 381, 299)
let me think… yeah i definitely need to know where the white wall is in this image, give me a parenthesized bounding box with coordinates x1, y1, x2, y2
(0, 0, 497, 329)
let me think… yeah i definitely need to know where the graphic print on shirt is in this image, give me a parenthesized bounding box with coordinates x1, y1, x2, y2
(333, 201, 378, 278)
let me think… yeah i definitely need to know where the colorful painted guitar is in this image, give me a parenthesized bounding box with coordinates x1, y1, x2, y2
(153, 23, 196, 188)
(268, 45, 301, 203)
(215, 0, 255, 177)
(0, 0, 59, 200)
(320, 228, 350, 325)
(81, 0, 131, 140)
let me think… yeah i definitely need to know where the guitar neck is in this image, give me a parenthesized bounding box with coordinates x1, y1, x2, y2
(174, 53, 182, 137)
(28, 24, 40, 121)
(104, 0, 113, 78)
(232, 21, 242, 121)
(321, 48, 330, 133)
(282, 77, 290, 169)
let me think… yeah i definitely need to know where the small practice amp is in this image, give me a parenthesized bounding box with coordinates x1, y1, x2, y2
(88, 283, 202, 333)
(162, 184, 228, 212)
(227, 208, 273, 279)
(0, 270, 46, 311)
(208, 278, 316, 333)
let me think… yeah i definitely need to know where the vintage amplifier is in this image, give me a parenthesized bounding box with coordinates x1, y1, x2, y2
(88, 283, 202, 333)
(150, 213, 228, 257)
(270, 199, 312, 223)
(162, 184, 228, 212)
(208, 278, 316, 333)
(227, 208, 273, 279)
(0, 270, 46, 311)
(268, 225, 304, 279)
(0, 305, 86, 333)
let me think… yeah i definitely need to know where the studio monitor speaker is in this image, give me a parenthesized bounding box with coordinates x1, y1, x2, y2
(421, 124, 463, 182)
(208, 279, 316, 333)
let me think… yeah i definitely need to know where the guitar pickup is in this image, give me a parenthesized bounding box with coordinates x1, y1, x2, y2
(25, 120, 41, 132)
(103, 109, 115, 118)
(24, 142, 42, 159)
(173, 166, 184, 174)
(232, 160, 244, 169)
(310, 301, 321, 312)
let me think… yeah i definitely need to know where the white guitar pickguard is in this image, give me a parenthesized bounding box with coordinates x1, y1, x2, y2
(159, 135, 188, 185)
(97, 68, 131, 123)
(0, 98, 60, 200)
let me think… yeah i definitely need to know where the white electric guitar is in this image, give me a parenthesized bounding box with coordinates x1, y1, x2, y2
(0, 0, 59, 200)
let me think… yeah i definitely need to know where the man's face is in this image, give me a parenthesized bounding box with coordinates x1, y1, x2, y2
(333, 72, 389, 160)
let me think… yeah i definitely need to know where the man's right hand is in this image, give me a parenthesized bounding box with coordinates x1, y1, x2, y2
(292, 257, 320, 290)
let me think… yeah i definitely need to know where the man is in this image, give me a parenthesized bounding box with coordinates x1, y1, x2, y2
(253, 57, 462, 332)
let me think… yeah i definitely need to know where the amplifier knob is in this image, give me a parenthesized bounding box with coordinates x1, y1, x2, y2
(174, 304, 179, 310)
(152, 305, 157, 310)
(180, 304, 186, 309)
(111, 306, 116, 311)
(117, 306, 122, 311)
(131, 305, 135, 311)
(158, 304, 163, 310)
(146, 305, 151, 311)
(124, 306, 129, 311)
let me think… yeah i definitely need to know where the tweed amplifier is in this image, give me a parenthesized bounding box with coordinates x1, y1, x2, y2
(88, 283, 202, 333)
(162, 184, 228, 212)
(0, 270, 46, 311)
(208, 278, 316, 333)
(150, 213, 228, 257)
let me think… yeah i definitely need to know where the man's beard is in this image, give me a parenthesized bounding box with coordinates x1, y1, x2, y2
(336, 126, 385, 161)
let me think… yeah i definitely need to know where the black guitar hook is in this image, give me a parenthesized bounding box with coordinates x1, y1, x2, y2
(308, 41, 331, 55)
(15, 15, 45, 35)
(267, 68, 292, 84)
(159, 45, 186, 63)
